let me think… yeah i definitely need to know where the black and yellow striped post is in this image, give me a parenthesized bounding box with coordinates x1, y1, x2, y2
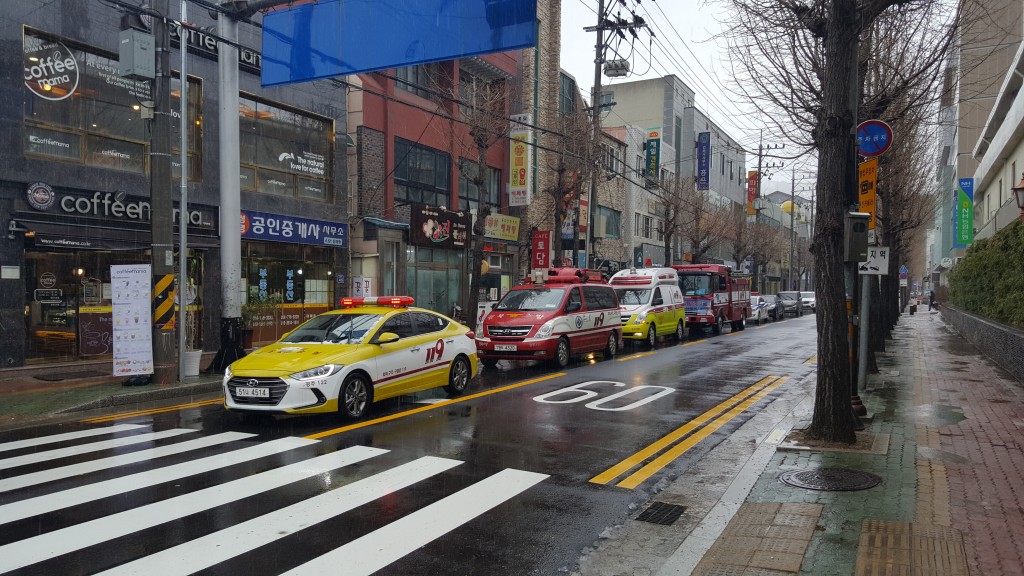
(153, 274, 176, 330)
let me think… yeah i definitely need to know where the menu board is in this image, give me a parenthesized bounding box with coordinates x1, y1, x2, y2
(111, 264, 153, 376)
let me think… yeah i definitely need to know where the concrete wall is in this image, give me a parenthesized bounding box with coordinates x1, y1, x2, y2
(941, 304, 1024, 384)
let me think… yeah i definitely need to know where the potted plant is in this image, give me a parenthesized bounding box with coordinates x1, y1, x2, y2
(241, 293, 282, 349)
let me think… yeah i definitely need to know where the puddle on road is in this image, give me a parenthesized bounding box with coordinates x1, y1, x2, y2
(905, 403, 966, 427)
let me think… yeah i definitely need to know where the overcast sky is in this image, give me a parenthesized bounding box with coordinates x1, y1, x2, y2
(558, 0, 815, 197)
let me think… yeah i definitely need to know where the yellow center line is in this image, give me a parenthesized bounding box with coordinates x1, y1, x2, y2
(680, 341, 704, 347)
(304, 372, 565, 440)
(616, 376, 789, 489)
(724, 332, 740, 337)
(589, 375, 778, 485)
(616, 351, 657, 362)
(804, 354, 817, 365)
(82, 398, 224, 423)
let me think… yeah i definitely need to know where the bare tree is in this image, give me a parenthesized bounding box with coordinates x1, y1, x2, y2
(678, 182, 732, 265)
(432, 67, 513, 331)
(717, 0, 963, 442)
(542, 107, 600, 266)
(658, 175, 692, 266)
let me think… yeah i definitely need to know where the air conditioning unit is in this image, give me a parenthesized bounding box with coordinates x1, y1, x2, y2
(487, 254, 503, 270)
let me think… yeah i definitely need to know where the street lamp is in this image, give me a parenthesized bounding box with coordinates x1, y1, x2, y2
(1013, 172, 1024, 221)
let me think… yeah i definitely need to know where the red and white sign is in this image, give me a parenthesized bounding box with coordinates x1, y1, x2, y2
(532, 230, 551, 269)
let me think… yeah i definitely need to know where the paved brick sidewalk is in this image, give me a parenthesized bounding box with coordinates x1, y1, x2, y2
(720, 310, 1024, 575)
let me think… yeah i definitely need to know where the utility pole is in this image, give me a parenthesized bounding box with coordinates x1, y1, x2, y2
(584, 1, 646, 269)
(151, 0, 177, 384)
(755, 129, 783, 292)
(789, 166, 796, 290)
(177, 0, 189, 377)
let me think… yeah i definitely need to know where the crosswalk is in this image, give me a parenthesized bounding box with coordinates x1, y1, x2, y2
(0, 424, 548, 575)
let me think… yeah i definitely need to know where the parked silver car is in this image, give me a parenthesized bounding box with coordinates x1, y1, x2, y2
(777, 291, 804, 317)
(801, 293, 816, 311)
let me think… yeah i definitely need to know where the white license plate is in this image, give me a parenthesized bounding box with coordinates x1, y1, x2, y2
(235, 387, 270, 398)
(495, 344, 518, 351)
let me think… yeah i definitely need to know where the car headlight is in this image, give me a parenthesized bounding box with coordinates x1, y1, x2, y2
(535, 321, 555, 338)
(224, 365, 233, 379)
(290, 364, 344, 381)
(632, 312, 647, 324)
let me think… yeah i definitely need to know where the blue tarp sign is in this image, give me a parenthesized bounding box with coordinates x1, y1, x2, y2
(262, 0, 538, 87)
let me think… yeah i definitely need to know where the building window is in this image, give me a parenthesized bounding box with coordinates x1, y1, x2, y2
(458, 160, 501, 212)
(635, 212, 642, 238)
(559, 73, 577, 114)
(395, 138, 451, 206)
(643, 215, 653, 239)
(22, 28, 202, 179)
(240, 95, 333, 201)
(636, 154, 644, 178)
(602, 144, 620, 174)
(594, 206, 621, 239)
(656, 219, 665, 242)
(395, 64, 434, 99)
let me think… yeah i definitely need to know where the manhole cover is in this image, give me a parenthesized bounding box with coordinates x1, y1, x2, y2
(779, 468, 881, 491)
(636, 502, 686, 525)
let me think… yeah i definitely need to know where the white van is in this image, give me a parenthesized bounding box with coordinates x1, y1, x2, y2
(609, 267, 687, 347)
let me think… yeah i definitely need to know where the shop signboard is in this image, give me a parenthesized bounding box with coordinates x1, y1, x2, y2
(747, 170, 758, 216)
(532, 230, 551, 269)
(33, 289, 62, 304)
(645, 128, 661, 184)
(352, 276, 375, 298)
(410, 205, 469, 249)
(240, 209, 347, 248)
(483, 214, 520, 241)
(859, 157, 878, 244)
(508, 114, 532, 207)
(696, 132, 711, 190)
(954, 178, 974, 248)
(111, 264, 153, 376)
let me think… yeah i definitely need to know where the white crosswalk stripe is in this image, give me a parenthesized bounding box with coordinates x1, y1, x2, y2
(0, 431, 258, 493)
(0, 428, 196, 471)
(0, 424, 145, 454)
(0, 436, 313, 525)
(0, 426, 548, 576)
(283, 468, 550, 576)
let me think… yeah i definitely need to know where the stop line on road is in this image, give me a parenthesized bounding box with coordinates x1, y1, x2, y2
(0, 426, 547, 575)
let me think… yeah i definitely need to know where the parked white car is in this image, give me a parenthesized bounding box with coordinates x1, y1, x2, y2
(801, 293, 816, 311)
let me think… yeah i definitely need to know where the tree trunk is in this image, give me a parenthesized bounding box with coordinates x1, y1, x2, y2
(465, 205, 490, 332)
(807, 0, 859, 443)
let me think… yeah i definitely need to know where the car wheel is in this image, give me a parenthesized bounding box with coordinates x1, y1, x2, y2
(554, 337, 571, 368)
(712, 315, 723, 336)
(675, 321, 685, 341)
(646, 324, 657, 348)
(481, 358, 499, 369)
(444, 355, 471, 395)
(738, 313, 746, 331)
(340, 372, 372, 419)
(605, 333, 618, 358)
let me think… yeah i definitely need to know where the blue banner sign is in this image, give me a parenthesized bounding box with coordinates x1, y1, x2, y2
(262, 0, 538, 87)
(696, 132, 711, 191)
(240, 209, 347, 248)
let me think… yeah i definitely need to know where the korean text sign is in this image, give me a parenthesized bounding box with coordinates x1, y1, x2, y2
(697, 132, 711, 191)
(241, 210, 348, 248)
(954, 178, 974, 248)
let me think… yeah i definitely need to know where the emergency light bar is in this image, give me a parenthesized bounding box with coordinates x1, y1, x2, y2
(339, 296, 415, 308)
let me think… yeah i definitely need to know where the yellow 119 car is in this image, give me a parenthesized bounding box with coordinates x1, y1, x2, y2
(223, 296, 478, 419)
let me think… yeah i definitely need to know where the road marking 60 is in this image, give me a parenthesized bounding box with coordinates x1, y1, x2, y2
(533, 381, 674, 411)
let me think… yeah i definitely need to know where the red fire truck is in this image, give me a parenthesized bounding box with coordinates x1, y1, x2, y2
(672, 264, 751, 335)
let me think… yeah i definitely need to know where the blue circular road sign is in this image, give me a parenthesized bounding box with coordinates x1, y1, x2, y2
(856, 120, 893, 157)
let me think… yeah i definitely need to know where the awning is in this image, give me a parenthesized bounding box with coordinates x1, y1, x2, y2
(14, 219, 219, 251)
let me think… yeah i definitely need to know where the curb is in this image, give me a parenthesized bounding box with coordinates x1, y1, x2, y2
(58, 380, 223, 413)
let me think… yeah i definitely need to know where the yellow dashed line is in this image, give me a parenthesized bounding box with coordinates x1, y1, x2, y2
(305, 372, 565, 440)
(83, 398, 223, 423)
(616, 351, 657, 362)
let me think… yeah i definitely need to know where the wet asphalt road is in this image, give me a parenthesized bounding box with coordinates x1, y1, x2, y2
(0, 314, 817, 576)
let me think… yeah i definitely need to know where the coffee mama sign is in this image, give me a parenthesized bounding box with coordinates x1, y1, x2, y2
(25, 185, 216, 231)
(24, 37, 79, 101)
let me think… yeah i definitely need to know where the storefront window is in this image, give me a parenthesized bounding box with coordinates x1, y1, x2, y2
(22, 28, 202, 179)
(239, 95, 333, 201)
(241, 241, 335, 344)
(458, 160, 501, 212)
(394, 139, 450, 206)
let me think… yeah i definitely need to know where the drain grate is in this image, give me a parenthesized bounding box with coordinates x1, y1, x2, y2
(779, 468, 882, 491)
(636, 502, 686, 525)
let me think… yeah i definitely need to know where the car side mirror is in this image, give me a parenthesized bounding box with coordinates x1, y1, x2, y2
(565, 301, 582, 313)
(375, 332, 400, 345)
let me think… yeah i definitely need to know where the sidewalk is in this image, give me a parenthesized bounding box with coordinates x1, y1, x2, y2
(577, 309, 1024, 575)
(0, 363, 222, 430)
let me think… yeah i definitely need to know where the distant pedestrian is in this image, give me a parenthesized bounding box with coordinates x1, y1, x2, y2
(928, 291, 937, 311)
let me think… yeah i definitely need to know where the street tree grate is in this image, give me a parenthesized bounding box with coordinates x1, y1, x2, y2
(636, 502, 686, 525)
(779, 468, 882, 491)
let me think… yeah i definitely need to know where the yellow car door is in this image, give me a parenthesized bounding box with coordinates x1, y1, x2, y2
(372, 312, 430, 400)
